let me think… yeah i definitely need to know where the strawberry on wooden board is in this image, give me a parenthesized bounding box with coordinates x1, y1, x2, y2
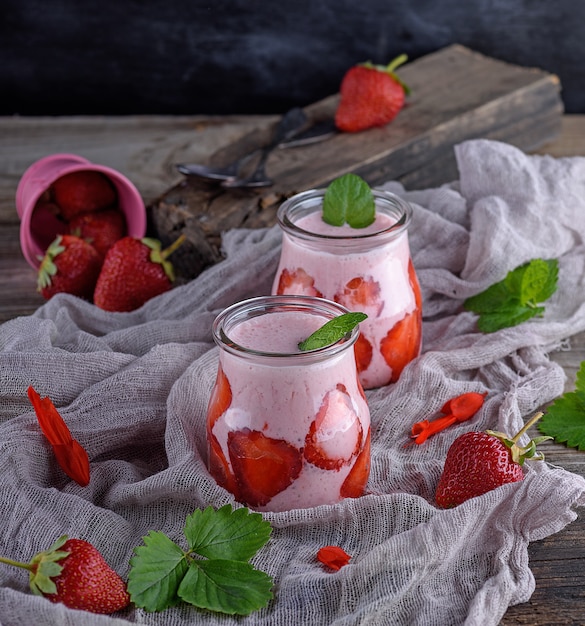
(68, 207, 127, 258)
(0, 535, 129, 614)
(93, 235, 185, 312)
(435, 412, 551, 508)
(37, 234, 103, 301)
(335, 54, 410, 133)
(52, 170, 118, 221)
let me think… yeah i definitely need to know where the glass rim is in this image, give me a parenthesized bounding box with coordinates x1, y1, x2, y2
(276, 187, 412, 243)
(212, 295, 360, 360)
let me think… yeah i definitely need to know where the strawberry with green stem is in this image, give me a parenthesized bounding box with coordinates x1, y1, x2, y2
(93, 235, 185, 312)
(436, 412, 551, 508)
(0, 536, 129, 614)
(37, 234, 103, 301)
(335, 54, 410, 133)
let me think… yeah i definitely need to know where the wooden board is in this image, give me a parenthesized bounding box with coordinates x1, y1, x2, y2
(149, 44, 563, 281)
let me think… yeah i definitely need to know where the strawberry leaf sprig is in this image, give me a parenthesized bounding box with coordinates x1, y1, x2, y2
(464, 258, 559, 332)
(128, 504, 273, 616)
(539, 360, 585, 450)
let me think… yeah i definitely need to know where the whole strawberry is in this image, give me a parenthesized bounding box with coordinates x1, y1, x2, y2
(93, 235, 185, 312)
(52, 170, 118, 221)
(0, 535, 130, 614)
(68, 207, 127, 258)
(37, 234, 103, 301)
(435, 412, 550, 508)
(335, 54, 409, 133)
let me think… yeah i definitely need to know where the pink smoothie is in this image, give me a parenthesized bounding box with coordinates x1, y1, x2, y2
(273, 200, 422, 389)
(207, 305, 370, 512)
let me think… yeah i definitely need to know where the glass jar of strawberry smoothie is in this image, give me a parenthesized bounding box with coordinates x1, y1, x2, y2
(206, 295, 371, 512)
(272, 188, 422, 389)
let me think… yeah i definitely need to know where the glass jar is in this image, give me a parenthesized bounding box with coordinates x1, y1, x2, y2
(272, 188, 422, 389)
(206, 295, 371, 512)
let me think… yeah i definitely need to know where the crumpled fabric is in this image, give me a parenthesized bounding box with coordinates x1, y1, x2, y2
(1, 138, 585, 625)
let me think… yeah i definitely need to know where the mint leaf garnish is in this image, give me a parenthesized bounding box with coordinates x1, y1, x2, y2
(539, 360, 585, 450)
(128, 505, 273, 615)
(322, 173, 375, 228)
(464, 258, 558, 332)
(298, 312, 367, 351)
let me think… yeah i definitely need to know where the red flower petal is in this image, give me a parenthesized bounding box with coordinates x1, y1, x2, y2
(317, 545, 351, 571)
(27, 386, 90, 486)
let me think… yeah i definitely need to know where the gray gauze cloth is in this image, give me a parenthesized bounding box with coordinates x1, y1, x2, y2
(1, 138, 585, 626)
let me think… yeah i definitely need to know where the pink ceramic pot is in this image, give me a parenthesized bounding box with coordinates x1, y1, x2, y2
(15, 153, 146, 269)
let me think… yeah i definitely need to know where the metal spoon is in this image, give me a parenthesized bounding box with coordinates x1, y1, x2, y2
(176, 152, 254, 182)
(221, 107, 309, 188)
(176, 107, 308, 184)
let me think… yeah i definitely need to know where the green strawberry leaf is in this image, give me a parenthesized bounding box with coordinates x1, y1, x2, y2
(128, 530, 189, 612)
(178, 559, 273, 616)
(298, 312, 367, 351)
(322, 173, 375, 228)
(539, 360, 585, 450)
(184, 504, 271, 561)
(464, 258, 558, 332)
(128, 505, 273, 615)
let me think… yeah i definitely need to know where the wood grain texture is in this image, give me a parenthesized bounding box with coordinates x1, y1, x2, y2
(150, 45, 564, 280)
(1, 112, 585, 626)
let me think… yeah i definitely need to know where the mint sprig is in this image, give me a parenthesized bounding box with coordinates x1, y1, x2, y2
(128, 504, 273, 615)
(322, 173, 375, 228)
(464, 258, 558, 333)
(539, 360, 585, 450)
(298, 312, 367, 351)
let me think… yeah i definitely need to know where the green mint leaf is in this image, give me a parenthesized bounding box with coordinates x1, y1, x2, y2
(298, 312, 367, 351)
(464, 258, 558, 333)
(539, 360, 585, 450)
(322, 173, 375, 228)
(184, 504, 271, 562)
(128, 530, 189, 612)
(178, 559, 273, 616)
(475, 305, 544, 333)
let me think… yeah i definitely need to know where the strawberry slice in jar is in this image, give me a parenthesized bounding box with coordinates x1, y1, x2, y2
(304, 384, 363, 471)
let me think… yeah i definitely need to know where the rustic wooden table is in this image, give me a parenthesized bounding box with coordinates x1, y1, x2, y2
(1, 114, 584, 624)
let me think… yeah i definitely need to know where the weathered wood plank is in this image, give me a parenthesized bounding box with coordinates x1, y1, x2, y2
(150, 44, 563, 281)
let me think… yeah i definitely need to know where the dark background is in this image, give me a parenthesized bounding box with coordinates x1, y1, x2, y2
(2, 0, 583, 116)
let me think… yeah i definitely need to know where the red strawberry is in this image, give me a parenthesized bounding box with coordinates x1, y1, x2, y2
(0, 535, 129, 614)
(304, 384, 363, 470)
(340, 427, 371, 498)
(334, 276, 383, 318)
(68, 208, 127, 258)
(435, 413, 550, 508)
(335, 54, 410, 133)
(52, 170, 118, 221)
(275, 267, 323, 297)
(37, 234, 102, 301)
(93, 235, 185, 312)
(227, 428, 303, 507)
